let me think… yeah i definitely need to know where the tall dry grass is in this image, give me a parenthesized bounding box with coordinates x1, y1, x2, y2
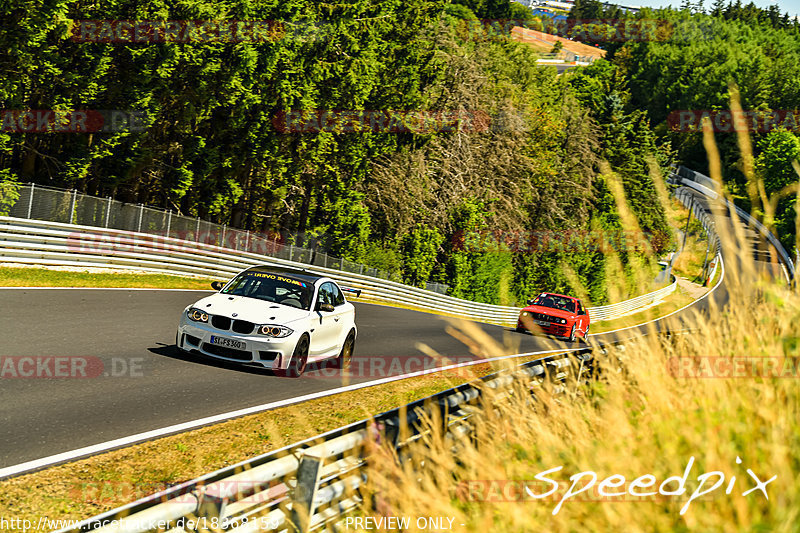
(348, 107, 800, 532)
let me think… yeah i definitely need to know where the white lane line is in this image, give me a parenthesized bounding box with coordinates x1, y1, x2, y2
(588, 257, 726, 337)
(0, 287, 213, 291)
(0, 346, 581, 480)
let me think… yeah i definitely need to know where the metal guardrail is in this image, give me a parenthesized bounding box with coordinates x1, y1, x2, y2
(56, 347, 595, 533)
(0, 182, 450, 295)
(672, 166, 795, 279)
(0, 216, 677, 325)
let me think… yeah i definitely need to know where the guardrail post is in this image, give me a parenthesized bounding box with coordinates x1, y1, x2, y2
(290, 449, 325, 533)
(245, 230, 250, 252)
(26, 183, 34, 219)
(69, 189, 77, 224)
(104, 197, 112, 228)
(681, 196, 693, 251)
(289, 243, 294, 261)
(137, 204, 143, 232)
(195, 216, 200, 242)
(221, 224, 226, 247)
(165, 210, 171, 237)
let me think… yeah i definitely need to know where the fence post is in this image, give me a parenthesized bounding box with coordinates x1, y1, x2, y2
(245, 230, 250, 252)
(195, 217, 200, 242)
(137, 204, 143, 232)
(69, 189, 77, 224)
(26, 183, 34, 219)
(165, 211, 171, 237)
(289, 243, 294, 261)
(289, 449, 325, 533)
(221, 224, 226, 248)
(105, 197, 112, 228)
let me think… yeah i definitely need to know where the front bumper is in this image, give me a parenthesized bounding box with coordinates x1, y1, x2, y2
(177, 318, 300, 369)
(517, 318, 569, 338)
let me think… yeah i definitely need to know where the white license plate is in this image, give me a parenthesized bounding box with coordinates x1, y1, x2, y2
(535, 320, 550, 326)
(210, 335, 246, 350)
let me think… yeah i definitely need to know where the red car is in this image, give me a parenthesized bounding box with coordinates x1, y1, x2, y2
(516, 292, 590, 342)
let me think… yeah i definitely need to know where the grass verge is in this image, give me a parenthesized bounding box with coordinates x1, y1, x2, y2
(0, 265, 215, 290)
(0, 361, 505, 525)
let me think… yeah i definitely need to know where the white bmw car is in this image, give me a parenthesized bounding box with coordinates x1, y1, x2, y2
(176, 266, 358, 377)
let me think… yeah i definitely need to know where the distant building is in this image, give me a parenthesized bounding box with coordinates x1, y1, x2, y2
(601, 2, 641, 14)
(513, 0, 574, 10)
(530, 8, 569, 20)
(542, 0, 574, 10)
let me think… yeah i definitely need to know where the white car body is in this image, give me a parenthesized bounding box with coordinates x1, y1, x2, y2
(177, 266, 357, 376)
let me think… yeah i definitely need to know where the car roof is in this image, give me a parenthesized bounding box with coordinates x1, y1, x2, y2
(243, 265, 328, 284)
(540, 292, 577, 300)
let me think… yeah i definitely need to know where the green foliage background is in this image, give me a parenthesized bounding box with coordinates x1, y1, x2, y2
(0, 0, 680, 305)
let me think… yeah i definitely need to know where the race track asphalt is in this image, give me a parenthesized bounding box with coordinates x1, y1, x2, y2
(1, 211, 735, 475)
(0, 289, 597, 469)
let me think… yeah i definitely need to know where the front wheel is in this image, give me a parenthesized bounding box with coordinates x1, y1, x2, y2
(568, 324, 576, 343)
(282, 336, 309, 378)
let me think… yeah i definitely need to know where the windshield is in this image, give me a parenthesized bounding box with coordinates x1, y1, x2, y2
(532, 294, 576, 313)
(221, 271, 314, 310)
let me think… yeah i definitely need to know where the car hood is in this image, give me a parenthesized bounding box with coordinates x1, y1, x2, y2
(192, 293, 311, 324)
(521, 305, 574, 319)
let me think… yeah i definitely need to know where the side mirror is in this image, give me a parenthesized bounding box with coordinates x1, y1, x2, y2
(527, 299, 535, 305)
(317, 302, 335, 313)
(578, 310, 586, 316)
(211, 281, 224, 291)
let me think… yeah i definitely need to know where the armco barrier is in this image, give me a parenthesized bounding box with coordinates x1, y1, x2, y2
(55, 347, 594, 533)
(0, 216, 676, 325)
(671, 166, 795, 279)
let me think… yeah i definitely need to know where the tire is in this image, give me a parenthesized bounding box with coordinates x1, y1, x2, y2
(283, 336, 309, 378)
(568, 324, 576, 343)
(582, 324, 590, 343)
(335, 332, 355, 370)
(515, 326, 526, 334)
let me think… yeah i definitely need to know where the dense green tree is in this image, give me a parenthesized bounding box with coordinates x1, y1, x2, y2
(0, 0, 676, 305)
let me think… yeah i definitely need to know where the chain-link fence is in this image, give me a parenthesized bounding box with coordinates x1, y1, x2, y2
(1, 182, 450, 294)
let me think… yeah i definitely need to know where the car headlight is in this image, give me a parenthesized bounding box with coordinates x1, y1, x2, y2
(521, 311, 530, 317)
(187, 308, 209, 323)
(560, 318, 567, 324)
(257, 325, 294, 338)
